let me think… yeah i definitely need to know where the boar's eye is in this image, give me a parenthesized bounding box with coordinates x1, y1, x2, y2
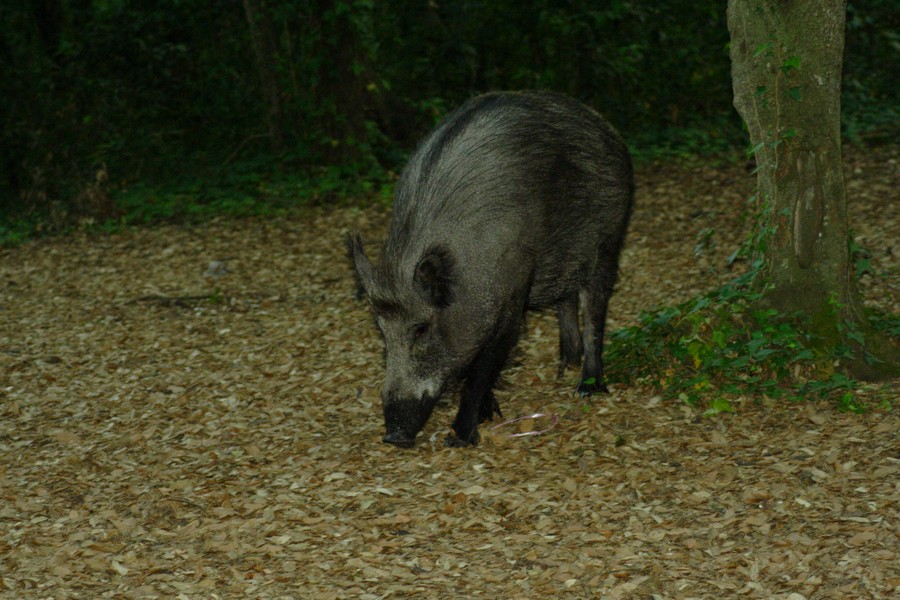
(412, 323, 429, 339)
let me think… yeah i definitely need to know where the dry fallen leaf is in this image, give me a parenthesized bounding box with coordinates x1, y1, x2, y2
(0, 146, 897, 598)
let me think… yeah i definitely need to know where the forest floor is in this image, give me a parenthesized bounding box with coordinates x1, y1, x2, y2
(1, 145, 897, 599)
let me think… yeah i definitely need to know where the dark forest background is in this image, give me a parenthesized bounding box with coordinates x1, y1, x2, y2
(1, 1, 896, 236)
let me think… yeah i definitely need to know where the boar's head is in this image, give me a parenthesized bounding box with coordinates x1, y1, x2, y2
(348, 234, 462, 448)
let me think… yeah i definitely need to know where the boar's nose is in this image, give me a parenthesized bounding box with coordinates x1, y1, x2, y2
(382, 429, 416, 448)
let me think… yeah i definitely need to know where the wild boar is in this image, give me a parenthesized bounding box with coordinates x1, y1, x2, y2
(350, 90, 633, 448)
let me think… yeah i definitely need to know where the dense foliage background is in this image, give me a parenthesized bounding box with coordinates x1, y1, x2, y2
(1, 0, 896, 233)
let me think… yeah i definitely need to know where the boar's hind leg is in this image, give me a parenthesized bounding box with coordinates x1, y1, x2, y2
(477, 390, 502, 424)
(557, 296, 583, 378)
(577, 263, 617, 396)
(446, 320, 520, 447)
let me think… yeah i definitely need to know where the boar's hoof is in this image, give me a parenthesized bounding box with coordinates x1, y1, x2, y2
(382, 431, 416, 448)
(577, 378, 609, 397)
(444, 432, 478, 448)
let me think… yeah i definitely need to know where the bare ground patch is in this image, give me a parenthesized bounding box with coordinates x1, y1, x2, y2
(1, 146, 897, 599)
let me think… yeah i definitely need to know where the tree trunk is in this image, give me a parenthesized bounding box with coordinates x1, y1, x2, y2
(727, 0, 897, 379)
(311, 0, 371, 166)
(243, 0, 286, 153)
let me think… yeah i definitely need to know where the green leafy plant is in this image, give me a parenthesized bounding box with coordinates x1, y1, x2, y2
(605, 278, 878, 410)
(606, 206, 897, 413)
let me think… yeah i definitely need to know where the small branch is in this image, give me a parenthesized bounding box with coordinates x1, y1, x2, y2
(129, 294, 221, 308)
(218, 132, 271, 172)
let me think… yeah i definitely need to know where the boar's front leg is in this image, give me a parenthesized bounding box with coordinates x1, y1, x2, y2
(447, 318, 520, 447)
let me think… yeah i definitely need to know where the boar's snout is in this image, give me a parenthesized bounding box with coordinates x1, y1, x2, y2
(381, 391, 438, 449)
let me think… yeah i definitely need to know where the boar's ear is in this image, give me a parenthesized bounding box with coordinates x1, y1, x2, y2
(414, 245, 455, 308)
(346, 233, 376, 298)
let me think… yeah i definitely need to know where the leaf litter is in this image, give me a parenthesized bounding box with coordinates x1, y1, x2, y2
(0, 145, 897, 599)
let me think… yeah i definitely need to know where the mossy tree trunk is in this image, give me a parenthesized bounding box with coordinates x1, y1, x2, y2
(727, 0, 897, 379)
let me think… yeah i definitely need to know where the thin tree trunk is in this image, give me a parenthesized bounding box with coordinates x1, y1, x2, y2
(243, 0, 285, 153)
(312, 0, 370, 165)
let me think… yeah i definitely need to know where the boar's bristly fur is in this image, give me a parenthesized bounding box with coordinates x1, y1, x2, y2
(350, 90, 634, 448)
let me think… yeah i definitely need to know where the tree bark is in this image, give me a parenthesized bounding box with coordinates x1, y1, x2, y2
(727, 0, 897, 378)
(243, 0, 286, 153)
